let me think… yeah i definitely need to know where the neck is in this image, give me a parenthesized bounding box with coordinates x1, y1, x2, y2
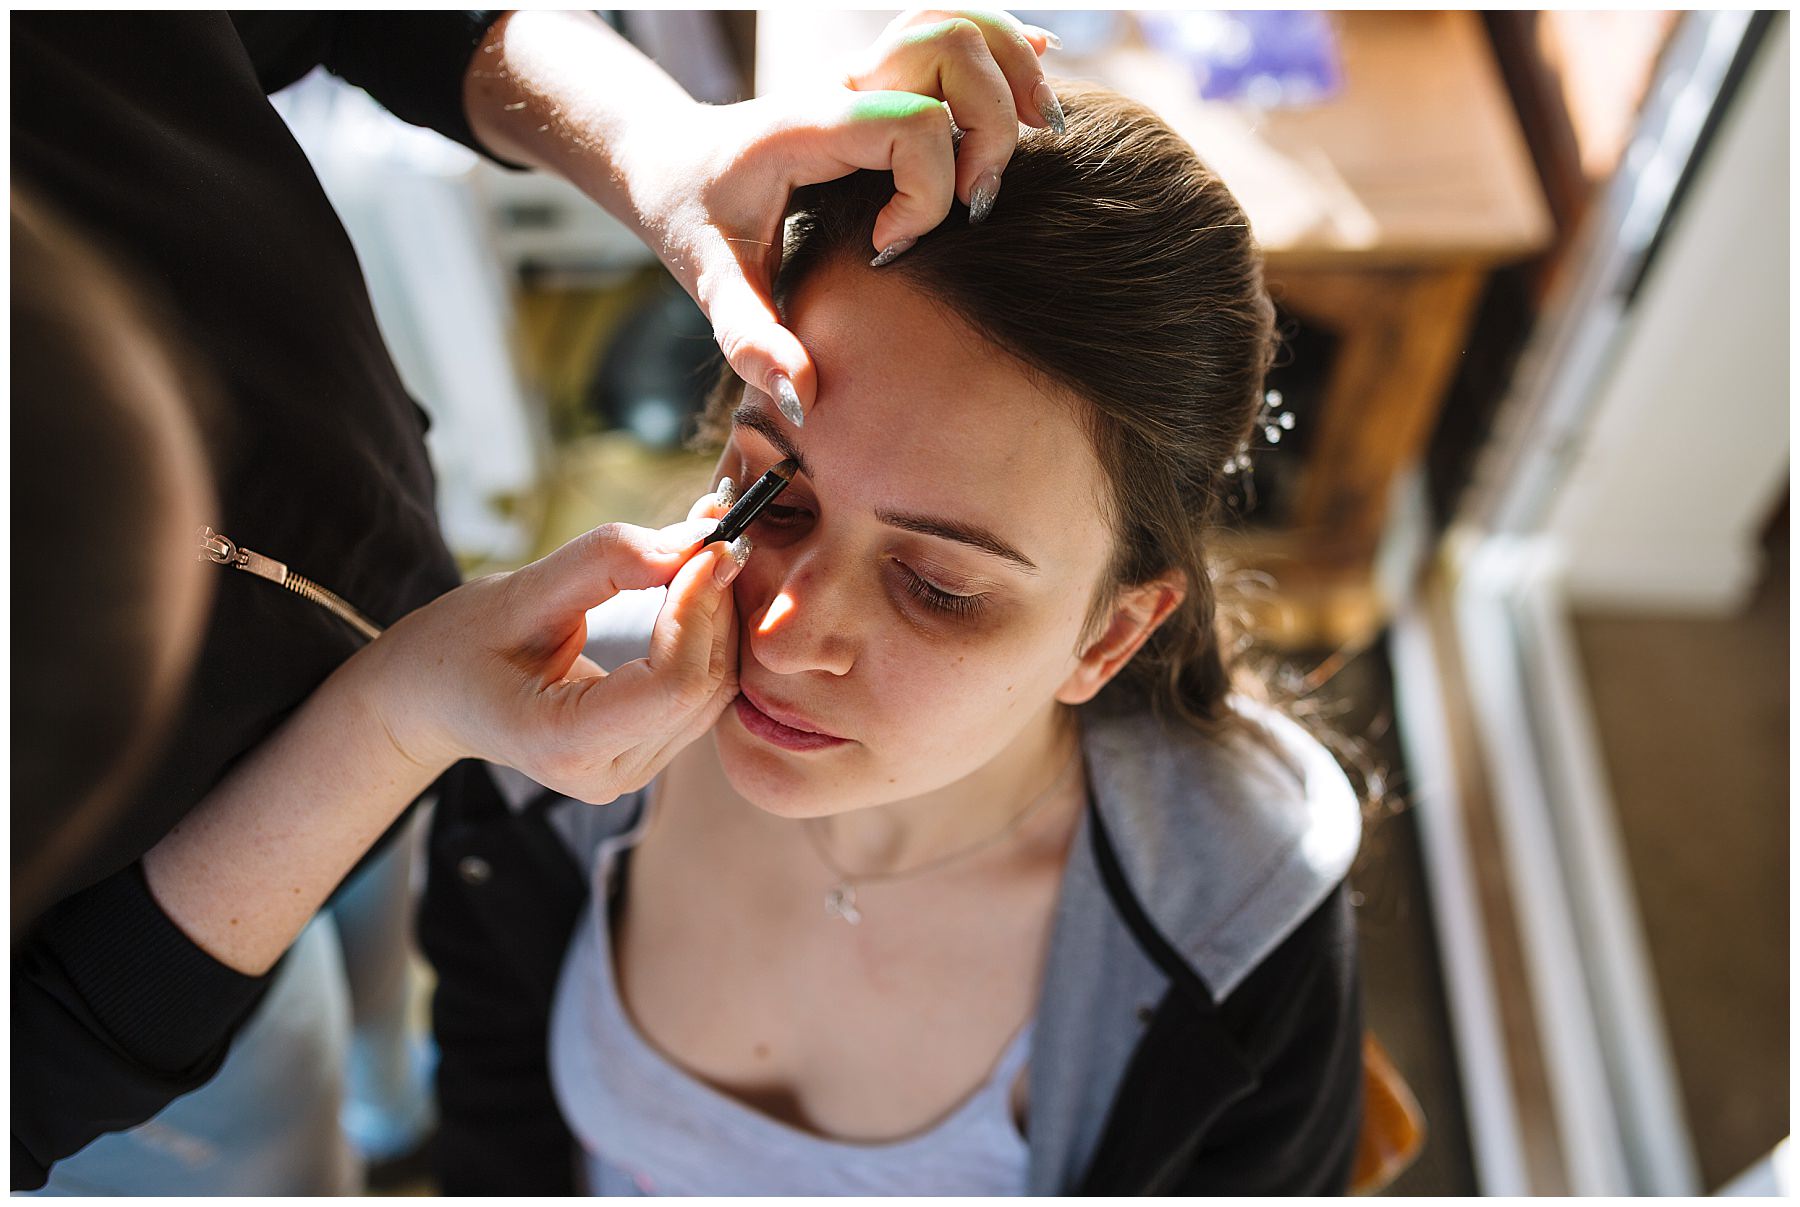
(815, 704, 1081, 876)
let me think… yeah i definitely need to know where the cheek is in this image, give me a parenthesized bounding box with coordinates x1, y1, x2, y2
(715, 542, 1092, 810)
(850, 610, 1081, 761)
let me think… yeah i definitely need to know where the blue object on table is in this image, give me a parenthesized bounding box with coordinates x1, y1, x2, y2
(1137, 11, 1342, 108)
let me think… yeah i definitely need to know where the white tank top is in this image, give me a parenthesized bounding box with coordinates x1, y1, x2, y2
(547, 802, 1035, 1196)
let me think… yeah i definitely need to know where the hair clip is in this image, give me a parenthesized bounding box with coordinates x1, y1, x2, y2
(1223, 389, 1296, 475)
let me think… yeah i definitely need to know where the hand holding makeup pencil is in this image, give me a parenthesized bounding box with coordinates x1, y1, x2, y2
(367, 511, 752, 805)
(144, 501, 755, 976)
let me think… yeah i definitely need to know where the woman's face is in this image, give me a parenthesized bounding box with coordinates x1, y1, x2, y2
(711, 257, 1142, 818)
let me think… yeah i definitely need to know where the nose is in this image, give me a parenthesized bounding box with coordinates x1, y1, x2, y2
(742, 545, 858, 678)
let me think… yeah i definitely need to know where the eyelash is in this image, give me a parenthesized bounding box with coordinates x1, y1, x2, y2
(752, 504, 987, 620)
(897, 564, 987, 618)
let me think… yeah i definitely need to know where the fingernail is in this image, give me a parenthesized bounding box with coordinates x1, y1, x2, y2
(716, 475, 737, 509)
(870, 237, 916, 268)
(663, 518, 716, 549)
(770, 372, 804, 427)
(1033, 80, 1067, 135)
(969, 169, 1002, 225)
(716, 536, 753, 584)
(1025, 24, 1063, 50)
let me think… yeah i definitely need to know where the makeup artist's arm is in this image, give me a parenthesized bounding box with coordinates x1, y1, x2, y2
(142, 519, 742, 976)
(462, 9, 1063, 419)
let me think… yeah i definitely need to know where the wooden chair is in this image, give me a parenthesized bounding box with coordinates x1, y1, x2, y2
(1350, 1033, 1427, 1195)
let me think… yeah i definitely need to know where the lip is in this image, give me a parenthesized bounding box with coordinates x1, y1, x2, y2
(733, 684, 851, 752)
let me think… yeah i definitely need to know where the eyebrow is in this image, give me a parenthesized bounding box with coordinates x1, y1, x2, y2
(731, 400, 1040, 575)
(876, 509, 1041, 573)
(732, 402, 810, 479)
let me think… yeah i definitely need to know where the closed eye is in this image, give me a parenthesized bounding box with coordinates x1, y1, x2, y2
(753, 503, 809, 530)
(895, 562, 987, 618)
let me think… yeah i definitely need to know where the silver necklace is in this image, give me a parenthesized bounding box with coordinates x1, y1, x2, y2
(802, 745, 1082, 925)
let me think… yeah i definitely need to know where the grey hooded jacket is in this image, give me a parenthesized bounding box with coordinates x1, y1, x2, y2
(422, 591, 1365, 1195)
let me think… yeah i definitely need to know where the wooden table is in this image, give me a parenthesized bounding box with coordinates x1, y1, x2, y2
(756, 11, 1552, 646)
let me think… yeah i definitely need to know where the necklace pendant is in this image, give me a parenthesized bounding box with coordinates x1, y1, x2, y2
(824, 882, 862, 925)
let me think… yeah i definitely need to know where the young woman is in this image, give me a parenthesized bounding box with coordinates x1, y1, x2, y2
(422, 82, 1364, 1195)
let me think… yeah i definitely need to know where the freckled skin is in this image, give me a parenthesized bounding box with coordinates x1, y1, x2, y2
(708, 257, 1120, 822)
(612, 257, 1183, 1142)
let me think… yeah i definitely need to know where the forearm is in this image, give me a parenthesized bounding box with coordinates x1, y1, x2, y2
(463, 12, 703, 257)
(142, 650, 451, 977)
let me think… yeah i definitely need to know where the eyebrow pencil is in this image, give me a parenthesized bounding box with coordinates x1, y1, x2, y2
(710, 457, 799, 545)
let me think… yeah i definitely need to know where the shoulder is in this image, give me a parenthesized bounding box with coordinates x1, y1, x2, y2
(1078, 695, 1361, 1002)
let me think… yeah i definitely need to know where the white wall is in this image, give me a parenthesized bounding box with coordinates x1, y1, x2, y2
(1546, 21, 1788, 614)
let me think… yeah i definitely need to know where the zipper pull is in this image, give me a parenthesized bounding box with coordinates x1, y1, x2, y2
(197, 526, 289, 585)
(194, 525, 382, 642)
(197, 525, 242, 566)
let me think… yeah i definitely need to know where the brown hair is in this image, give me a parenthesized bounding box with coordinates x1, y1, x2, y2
(11, 188, 218, 929)
(702, 81, 1275, 733)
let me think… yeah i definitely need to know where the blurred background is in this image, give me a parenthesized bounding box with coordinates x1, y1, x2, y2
(269, 10, 1789, 1195)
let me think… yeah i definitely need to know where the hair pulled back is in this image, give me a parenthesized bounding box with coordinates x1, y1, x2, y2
(709, 81, 1276, 732)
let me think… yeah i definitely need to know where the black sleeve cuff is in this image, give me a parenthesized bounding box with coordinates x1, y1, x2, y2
(31, 862, 269, 1073)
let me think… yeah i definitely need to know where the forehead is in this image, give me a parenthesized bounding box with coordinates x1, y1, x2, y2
(769, 259, 1113, 558)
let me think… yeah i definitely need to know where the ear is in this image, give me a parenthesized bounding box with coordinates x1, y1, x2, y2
(1055, 573, 1187, 707)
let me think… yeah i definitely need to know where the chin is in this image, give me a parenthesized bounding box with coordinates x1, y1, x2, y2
(709, 714, 882, 820)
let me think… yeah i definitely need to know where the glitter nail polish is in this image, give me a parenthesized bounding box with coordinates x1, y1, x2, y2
(969, 169, 1002, 225)
(1033, 80, 1067, 135)
(870, 238, 917, 268)
(770, 373, 804, 427)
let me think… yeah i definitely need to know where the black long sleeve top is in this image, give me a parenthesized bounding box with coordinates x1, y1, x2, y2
(11, 12, 503, 1189)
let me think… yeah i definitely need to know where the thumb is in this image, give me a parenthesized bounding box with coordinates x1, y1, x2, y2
(697, 230, 817, 425)
(504, 519, 715, 638)
(560, 539, 743, 745)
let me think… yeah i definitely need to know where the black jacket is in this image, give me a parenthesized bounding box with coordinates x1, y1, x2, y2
(421, 747, 1364, 1196)
(10, 13, 498, 1190)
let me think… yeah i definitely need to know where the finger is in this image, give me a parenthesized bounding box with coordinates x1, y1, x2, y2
(696, 227, 818, 424)
(859, 12, 1061, 133)
(950, 12, 1065, 132)
(640, 580, 741, 770)
(887, 18, 1020, 215)
(687, 476, 735, 523)
(531, 542, 735, 796)
(645, 542, 741, 691)
(764, 86, 956, 269)
(800, 89, 957, 252)
(506, 518, 715, 634)
(1019, 24, 1061, 54)
(578, 540, 747, 740)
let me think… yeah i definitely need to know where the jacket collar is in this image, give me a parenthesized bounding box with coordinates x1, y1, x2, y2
(1077, 696, 1361, 1000)
(496, 686, 1363, 1005)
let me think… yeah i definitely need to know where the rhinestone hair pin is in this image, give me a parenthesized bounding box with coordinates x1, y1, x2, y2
(1223, 389, 1297, 475)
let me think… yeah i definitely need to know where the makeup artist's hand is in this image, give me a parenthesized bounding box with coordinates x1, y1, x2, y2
(142, 501, 746, 976)
(464, 10, 1060, 427)
(842, 10, 1067, 222)
(361, 512, 745, 805)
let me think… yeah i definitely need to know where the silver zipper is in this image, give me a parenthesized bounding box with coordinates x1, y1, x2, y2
(196, 526, 383, 642)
